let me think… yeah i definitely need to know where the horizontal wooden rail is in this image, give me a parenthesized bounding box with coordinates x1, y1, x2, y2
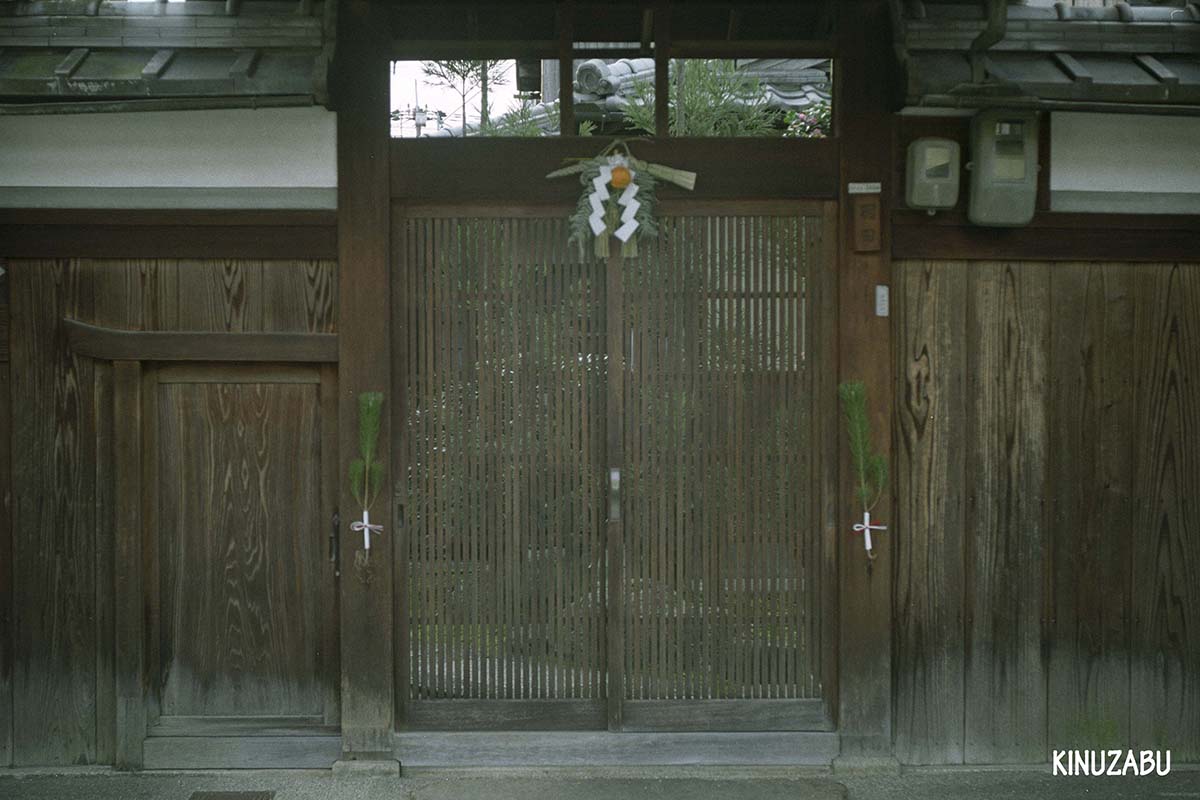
(65, 319, 338, 363)
(392, 138, 840, 203)
(0, 209, 337, 259)
(892, 211, 1200, 262)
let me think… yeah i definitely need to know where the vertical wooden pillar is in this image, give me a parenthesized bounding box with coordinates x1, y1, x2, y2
(835, 0, 896, 764)
(653, 1, 671, 136)
(334, 0, 395, 760)
(0, 268, 10, 769)
(113, 360, 144, 770)
(604, 244, 625, 731)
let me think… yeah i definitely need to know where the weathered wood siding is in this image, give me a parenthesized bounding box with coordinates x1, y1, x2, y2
(895, 260, 1200, 765)
(3, 258, 336, 766)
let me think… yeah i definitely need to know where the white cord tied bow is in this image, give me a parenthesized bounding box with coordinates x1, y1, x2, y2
(351, 509, 383, 550)
(853, 510, 887, 560)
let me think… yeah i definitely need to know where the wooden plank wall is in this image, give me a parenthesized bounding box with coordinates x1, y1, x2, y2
(895, 259, 1200, 765)
(0, 263, 11, 768)
(4, 258, 335, 766)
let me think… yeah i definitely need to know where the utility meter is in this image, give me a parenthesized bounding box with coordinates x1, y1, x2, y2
(906, 137, 961, 212)
(968, 110, 1039, 227)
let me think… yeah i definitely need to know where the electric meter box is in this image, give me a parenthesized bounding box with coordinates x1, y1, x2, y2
(906, 138, 961, 211)
(968, 110, 1040, 227)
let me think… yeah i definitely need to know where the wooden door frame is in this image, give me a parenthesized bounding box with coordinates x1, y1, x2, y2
(347, 0, 899, 759)
(69, 325, 340, 769)
(388, 200, 840, 734)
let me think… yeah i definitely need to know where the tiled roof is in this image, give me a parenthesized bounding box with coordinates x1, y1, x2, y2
(425, 57, 832, 137)
(898, 1, 1200, 111)
(0, 0, 330, 107)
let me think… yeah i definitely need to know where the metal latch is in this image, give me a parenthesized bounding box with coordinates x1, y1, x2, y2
(330, 510, 340, 576)
(608, 468, 621, 522)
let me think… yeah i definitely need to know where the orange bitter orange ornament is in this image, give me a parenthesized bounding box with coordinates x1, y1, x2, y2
(610, 165, 632, 189)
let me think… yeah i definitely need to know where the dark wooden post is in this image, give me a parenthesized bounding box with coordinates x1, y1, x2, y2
(334, 0, 396, 762)
(834, 0, 896, 766)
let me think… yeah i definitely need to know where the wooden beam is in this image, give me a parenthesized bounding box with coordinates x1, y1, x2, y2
(229, 49, 260, 79)
(334, 0, 396, 761)
(604, 240, 624, 731)
(1135, 54, 1178, 87)
(54, 47, 88, 92)
(392, 40, 559, 59)
(113, 360, 144, 770)
(640, 7, 654, 54)
(892, 211, 1200, 262)
(142, 49, 175, 80)
(558, 0, 575, 136)
(391, 138, 839, 203)
(834, 0, 895, 764)
(0, 210, 337, 260)
(654, 1, 670, 136)
(670, 40, 836, 59)
(1052, 53, 1092, 85)
(63, 319, 338, 363)
(0, 338, 9, 768)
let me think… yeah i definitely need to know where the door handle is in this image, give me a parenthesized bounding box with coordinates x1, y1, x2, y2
(608, 467, 621, 522)
(330, 510, 340, 577)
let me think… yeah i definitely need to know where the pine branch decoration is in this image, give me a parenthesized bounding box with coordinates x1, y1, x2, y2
(349, 392, 385, 511)
(839, 381, 887, 512)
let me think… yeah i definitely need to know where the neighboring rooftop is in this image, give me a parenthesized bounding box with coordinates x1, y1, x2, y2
(422, 57, 832, 137)
(0, 0, 332, 111)
(898, 0, 1200, 112)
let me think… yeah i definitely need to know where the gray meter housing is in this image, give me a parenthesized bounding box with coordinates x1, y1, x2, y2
(906, 138, 961, 211)
(968, 110, 1039, 227)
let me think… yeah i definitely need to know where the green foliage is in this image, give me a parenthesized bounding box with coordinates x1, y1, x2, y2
(567, 155, 659, 260)
(477, 98, 557, 138)
(622, 59, 780, 137)
(839, 381, 887, 511)
(349, 392, 385, 511)
(421, 60, 509, 127)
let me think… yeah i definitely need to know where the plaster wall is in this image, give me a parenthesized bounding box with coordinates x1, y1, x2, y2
(1051, 112, 1200, 213)
(0, 106, 337, 208)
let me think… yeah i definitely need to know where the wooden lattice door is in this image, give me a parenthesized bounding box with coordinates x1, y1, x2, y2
(394, 203, 835, 732)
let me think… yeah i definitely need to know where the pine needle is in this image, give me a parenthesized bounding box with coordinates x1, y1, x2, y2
(839, 381, 887, 512)
(348, 392, 386, 511)
(349, 458, 366, 508)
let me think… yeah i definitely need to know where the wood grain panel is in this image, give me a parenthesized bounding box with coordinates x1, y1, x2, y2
(1129, 263, 1200, 761)
(894, 260, 967, 765)
(112, 361, 144, 770)
(621, 213, 823, 720)
(156, 379, 325, 718)
(175, 259, 264, 333)
(262, 260, 339, 334)
(87, 260, 145, 766)
(1046, 263, 1135, 753)
(9, 259, 98, 765)
(0, 265, 8, 766)
(962, 262, 1049, 763)
(0, 354, 10, 767)
(0, 265, 9, 363)
(398, 214, 608, 716)
(391, 138, 839, 203)
(336, 1, 395, 754)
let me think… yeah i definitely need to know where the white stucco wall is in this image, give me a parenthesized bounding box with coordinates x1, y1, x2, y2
(0, 106, 337, 208)
(1051, 112, 1200, 213)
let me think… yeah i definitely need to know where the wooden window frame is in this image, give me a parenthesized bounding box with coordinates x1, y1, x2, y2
(389, 0, 837, 140)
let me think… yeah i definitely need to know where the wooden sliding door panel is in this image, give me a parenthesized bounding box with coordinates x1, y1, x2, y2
(394, 205, 833, 732)
(153, 367, 334, 723)
(621, 212, 826, 729)
(397, 213, 608, 725)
